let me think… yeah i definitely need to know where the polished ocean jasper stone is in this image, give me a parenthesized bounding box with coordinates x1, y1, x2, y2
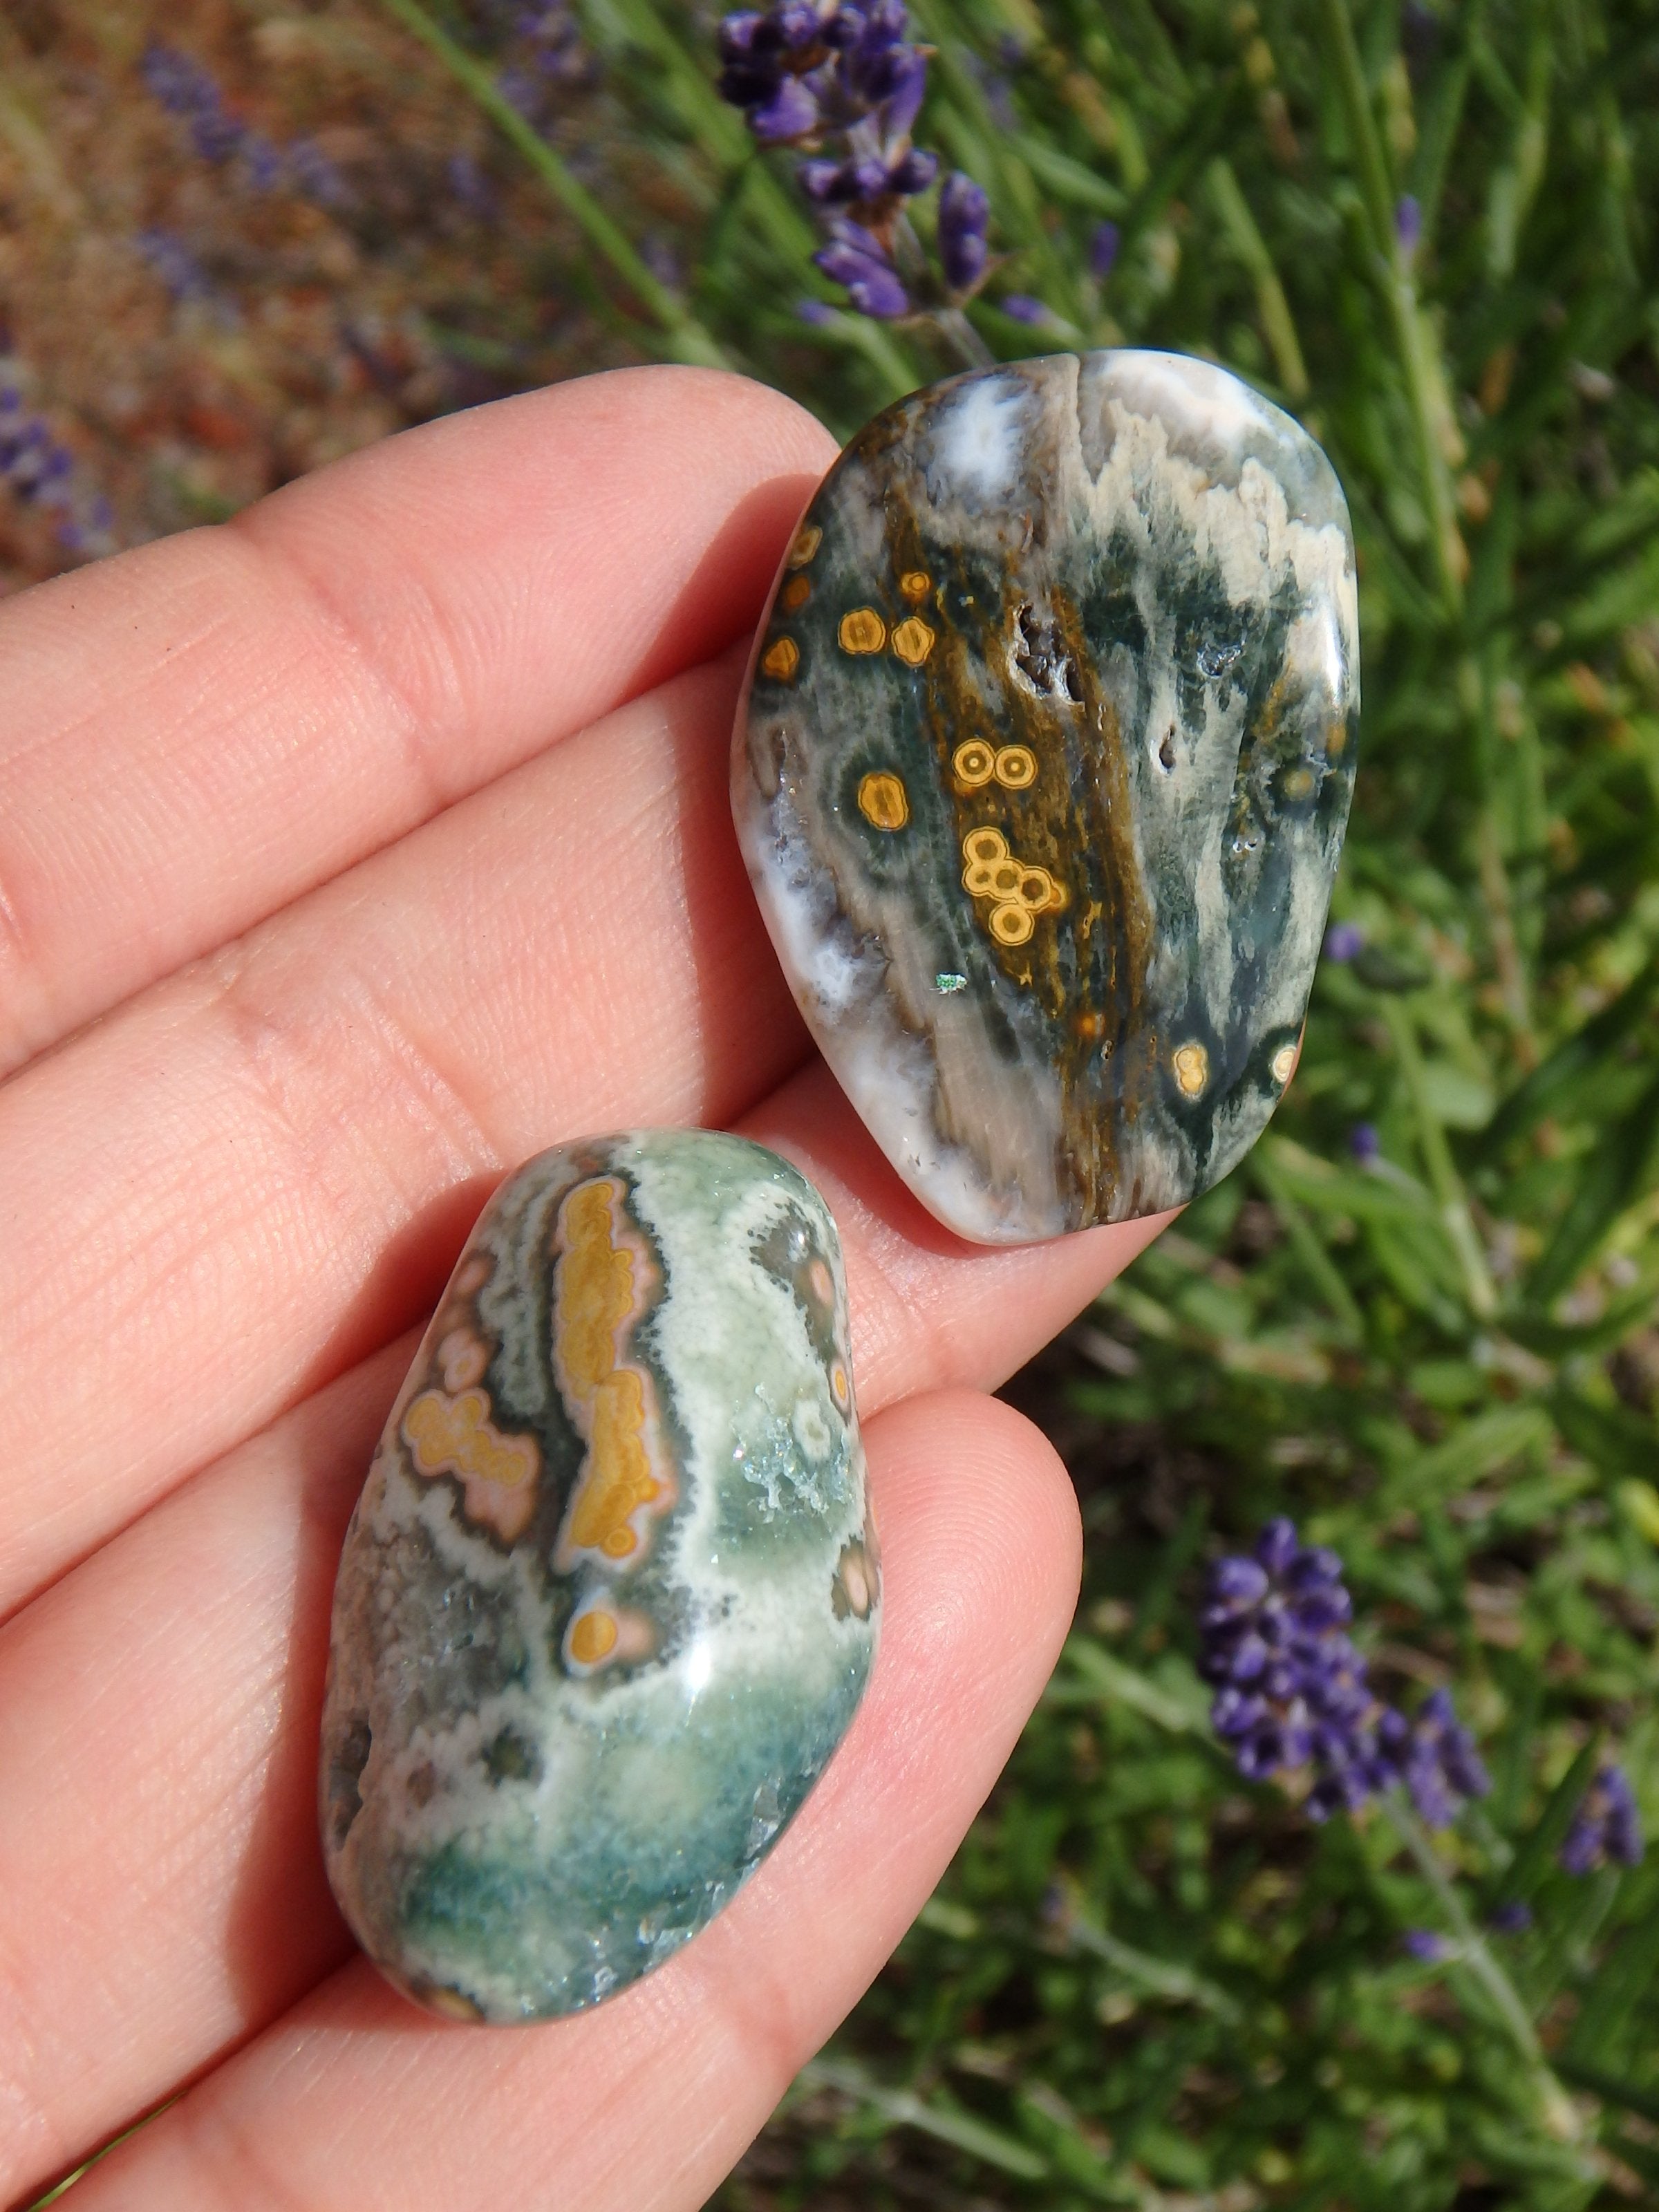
(733, 349, 1360, 1244)
(319, 1131, 877, 2023)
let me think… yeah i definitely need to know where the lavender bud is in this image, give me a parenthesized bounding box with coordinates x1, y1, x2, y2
(873, 44, 928, 138)
(1211, 1687, 1267, 1738)
(1000, 294, 1054, 326)
(1089, 220, 1121, 279)
(1488, 1900, 1533, 1933)
(749, 72, 821, 141)
(1323, 920, 1365, 962)
(796, 157, 846, 200)
(1559, 1821, 1601, 1875)
(887, 146, 938, 195)
(1255, 1518, 1300, 1577)
(1401, 1928, 1450, 1962)
(812, 229, 909, 317)
(1396, 194, 1422, 259)
(1349, 1121, 1380, 1163)
(774, 1, 824, 50)
(1287, 1544, 1342, 1589)
(718, 9, 767, 58)
(1210, 1555, 1269, 1608)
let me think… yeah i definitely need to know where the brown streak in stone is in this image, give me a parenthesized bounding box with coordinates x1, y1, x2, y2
(1046, 586, 1159, 1222)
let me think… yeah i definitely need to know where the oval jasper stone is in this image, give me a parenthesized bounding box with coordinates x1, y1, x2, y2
(733, 350, 1360, 1244)
(319, 1132, 877, 2022)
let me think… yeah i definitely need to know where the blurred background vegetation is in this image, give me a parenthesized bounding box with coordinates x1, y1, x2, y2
(8, 0, 1659, 2203)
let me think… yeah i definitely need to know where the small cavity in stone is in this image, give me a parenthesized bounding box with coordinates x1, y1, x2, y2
(1011, 603, 1082, 703)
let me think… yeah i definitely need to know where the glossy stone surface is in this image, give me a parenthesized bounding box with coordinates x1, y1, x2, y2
(320, 1132, 877, 2023)
(734, 350, 1359, 1244)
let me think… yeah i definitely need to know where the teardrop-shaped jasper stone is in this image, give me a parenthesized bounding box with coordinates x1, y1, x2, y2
(734, 350, 1359, 1244)
(319, 1132, 877, 2022)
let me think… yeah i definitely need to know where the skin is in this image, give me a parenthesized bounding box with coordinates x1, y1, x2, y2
(0, 366, 1172, 2211)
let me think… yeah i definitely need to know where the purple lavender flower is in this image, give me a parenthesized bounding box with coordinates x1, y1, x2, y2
(813, 220, 908, 317)
(938, 171, 989, 294)
(294, 140, 350, 207)
(1401, 1928, 1450, 1961)
(796, 297, 838, 324)
(136, 228, 214, 306)
(142, 42, 348, 209)
(1559, 1763, 1644, 1874)
(718, 3, 991, 319)
(1201, 1519, 1491, 1833)
(1488, 1899, 1533, 1933)
(1324, 920, 1366, 962)
(1396, 194, 1423, 260)
(1349, 1122, 1380, 1163)
(0, 366, 115, 558)
(1089, 221, 1121, 280)
(1000, 294, 1054, 326)
(1387, 1689, 1491, 1830)
(447, 151, 497, 219)
(1199, 1518, 1394, 1819)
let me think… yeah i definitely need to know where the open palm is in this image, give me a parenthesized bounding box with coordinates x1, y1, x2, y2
(0, 367, 1168, 2211)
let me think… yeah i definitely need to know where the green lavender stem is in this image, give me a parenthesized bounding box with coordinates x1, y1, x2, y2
(376, 0, 731, 369)
(1316, 0, 1465, 616)
(1381, 1795, 1583, 2144)
(1205, 157, 1309, 401)
(1382, 997, 1499, 1319)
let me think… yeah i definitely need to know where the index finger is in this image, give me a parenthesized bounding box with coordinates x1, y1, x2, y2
(0, 368, 835, 1076)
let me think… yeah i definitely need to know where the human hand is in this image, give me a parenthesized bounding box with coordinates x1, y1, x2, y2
(0, 368, 1170, 2211)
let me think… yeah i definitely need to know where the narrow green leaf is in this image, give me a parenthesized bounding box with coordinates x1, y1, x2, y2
(1566, 1895, 1659, 2062)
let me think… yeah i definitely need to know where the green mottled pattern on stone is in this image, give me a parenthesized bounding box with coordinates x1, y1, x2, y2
(733, 350, 1360, 1244)
(319, 1131, 877, 2023)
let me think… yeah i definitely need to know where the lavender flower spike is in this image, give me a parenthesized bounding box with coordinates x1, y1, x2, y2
(1560, 1763, 1645, 1874)
(938, 171, 989, 294)
(1386, 1688, 1491, 1830)
(1199, 1516, 1394, 1820)
(1089, 220, 1121, 280)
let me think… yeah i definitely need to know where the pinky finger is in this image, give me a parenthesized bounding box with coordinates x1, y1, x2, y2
(71, 1389, 1080, 2212)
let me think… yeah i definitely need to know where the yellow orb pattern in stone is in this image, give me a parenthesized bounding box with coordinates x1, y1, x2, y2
(857, 771, 910, 830)
(1271, 1041, 1299, 1085)
(900, 570, 931, 602)
(962, 826, 1008, 868)
(780, 573, 812, 612)
(568, 1609, 618, 1665)
(995, 744, 1037, 789)
(761, 636, 799, 682)
(960, 827, 1065, 949)
(1172, 1042, 1210, 1096)
(839, 607, 887, 654)
(787, 523, 822, 568)
(953, 739, 996, 787)
(890, 615, 935, 667)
